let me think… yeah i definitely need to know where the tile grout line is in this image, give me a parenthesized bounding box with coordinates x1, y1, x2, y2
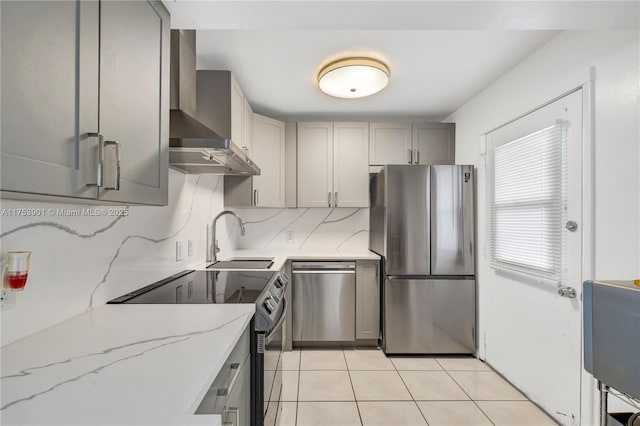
(391, 356, 431, 425)
(343, 348, 365, 426)
(435, 359, 496, 426)
(295, 350, 301, 426)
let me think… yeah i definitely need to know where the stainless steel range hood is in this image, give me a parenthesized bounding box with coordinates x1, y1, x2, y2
(169, 30, 260, 175)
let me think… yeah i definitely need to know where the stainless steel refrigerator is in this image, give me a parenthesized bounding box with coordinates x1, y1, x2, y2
(370, 165, 476, 354)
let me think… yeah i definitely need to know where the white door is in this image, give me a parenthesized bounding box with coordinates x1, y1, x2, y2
(252, 113, 285, 208)
(369, 122, 412, 165)
(297, 122, 333, 207)
(486, 90, 583, 425)
(333, 122, 369, 207)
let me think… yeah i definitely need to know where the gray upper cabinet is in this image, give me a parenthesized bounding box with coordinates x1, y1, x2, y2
(0, 1, 169, 205)
(1, 1, 99, 200)
(412, 122, 455, 165)
(97, 1, 169, 205)
(369, 121, 455, 166)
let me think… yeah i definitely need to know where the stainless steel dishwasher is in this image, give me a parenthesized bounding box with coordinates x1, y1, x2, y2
(292, 262, 356, 342)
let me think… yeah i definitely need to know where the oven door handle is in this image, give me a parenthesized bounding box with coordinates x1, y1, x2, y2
(266, 298, 287, 344)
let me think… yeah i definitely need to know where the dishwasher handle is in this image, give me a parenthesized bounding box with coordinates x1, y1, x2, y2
(292, 262, 356, 271)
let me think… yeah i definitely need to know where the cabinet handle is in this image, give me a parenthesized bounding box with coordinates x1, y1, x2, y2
(414, 149, 419, 164)
(334, 191, 338, 207)
(104, 140, 121, 190)
(253, 189, 258, 206)
(328, 192, 332, 207)
(223, 407, 239, 426)
(407, 148, 412, 164)
(86, 132, 104, 187)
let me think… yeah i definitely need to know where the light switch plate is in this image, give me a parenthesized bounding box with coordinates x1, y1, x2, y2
(187, 240, 194, 257)
(176, 241, 184, 262)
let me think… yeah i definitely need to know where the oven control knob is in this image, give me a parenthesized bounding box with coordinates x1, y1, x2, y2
(263, 297, 276, 314)
(278, 274, 289, 286)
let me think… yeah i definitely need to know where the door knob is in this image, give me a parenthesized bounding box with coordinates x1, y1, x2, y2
(557, 286, 577, 298)
(565, 220, 578, 232)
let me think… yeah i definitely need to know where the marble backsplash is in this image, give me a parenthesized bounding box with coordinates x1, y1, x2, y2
(1, 173, 370, 346)
(0, 170, 242, 346)
(233, 207, 369, 251)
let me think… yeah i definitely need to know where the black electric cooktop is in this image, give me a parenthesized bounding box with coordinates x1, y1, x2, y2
(108, 270, 276, 304)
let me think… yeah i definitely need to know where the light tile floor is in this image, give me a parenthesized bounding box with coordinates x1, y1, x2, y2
(268, 348, 558, 426)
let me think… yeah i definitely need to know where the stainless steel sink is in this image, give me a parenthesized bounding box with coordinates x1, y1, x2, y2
(208, 258, 274, 270)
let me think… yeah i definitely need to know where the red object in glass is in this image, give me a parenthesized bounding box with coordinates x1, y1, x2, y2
(6, 273, 28, 290)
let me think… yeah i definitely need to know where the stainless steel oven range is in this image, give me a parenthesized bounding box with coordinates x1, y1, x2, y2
(108, 269, 289, 426)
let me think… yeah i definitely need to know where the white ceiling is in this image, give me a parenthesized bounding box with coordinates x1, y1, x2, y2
(164, 1, 639, 121)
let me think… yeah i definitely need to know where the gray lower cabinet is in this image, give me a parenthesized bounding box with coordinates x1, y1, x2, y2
(356, 260, 381, 340)
(0, 1, 169, 205)
(223, 355, 250, 426)
(196, 326, 250, 426)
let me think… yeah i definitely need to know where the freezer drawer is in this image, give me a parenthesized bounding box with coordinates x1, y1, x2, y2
(383, 278, 476, 354)
(292, 262, 356, 342)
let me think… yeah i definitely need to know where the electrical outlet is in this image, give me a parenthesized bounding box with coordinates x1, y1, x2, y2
(286, 231, 294, 243)
(187, 240, 194, 257)
(1, 289, 16, 311)
(176, 241, 184, 262)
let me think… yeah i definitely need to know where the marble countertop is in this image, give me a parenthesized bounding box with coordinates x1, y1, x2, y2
(0, 304, 254, 426)
(201, 248, 380, 272)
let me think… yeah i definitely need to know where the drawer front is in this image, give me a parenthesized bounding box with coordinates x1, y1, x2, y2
(195, 327, 250, 415)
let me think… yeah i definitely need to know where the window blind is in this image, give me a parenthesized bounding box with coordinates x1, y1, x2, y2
(488, 122, 567, 282)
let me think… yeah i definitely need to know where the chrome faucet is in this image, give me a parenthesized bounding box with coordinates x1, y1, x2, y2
(207, 210, 246, 263)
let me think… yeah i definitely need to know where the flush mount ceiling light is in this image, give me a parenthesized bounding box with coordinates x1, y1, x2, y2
(317, 57, 390, 99)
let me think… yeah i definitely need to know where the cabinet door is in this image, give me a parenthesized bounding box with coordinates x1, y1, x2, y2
(284, 122, 298, 208)
(356, 261, 380, 340)
(369, 122, 412, 166)
(223, 353, 250, 426)
(333, 122, 369, 207)
(412, 122, 455, 165)
(1, 1, 99, 199)
(224, 176, 254, 207)
(252, 114, 286, 208)
(242, 96, 253, 155)
(297, 122, 333, 208)
(230, 75, 244, 149)
(98, 1, 169, 205)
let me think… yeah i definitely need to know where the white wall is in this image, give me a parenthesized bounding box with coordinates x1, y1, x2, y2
(447, 30, 639, 423)
(0, 170, 239, 346)
(233, 207, 369, 251)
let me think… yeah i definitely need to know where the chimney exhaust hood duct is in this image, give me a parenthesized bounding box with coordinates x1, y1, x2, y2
(169, 30, 260, 175)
